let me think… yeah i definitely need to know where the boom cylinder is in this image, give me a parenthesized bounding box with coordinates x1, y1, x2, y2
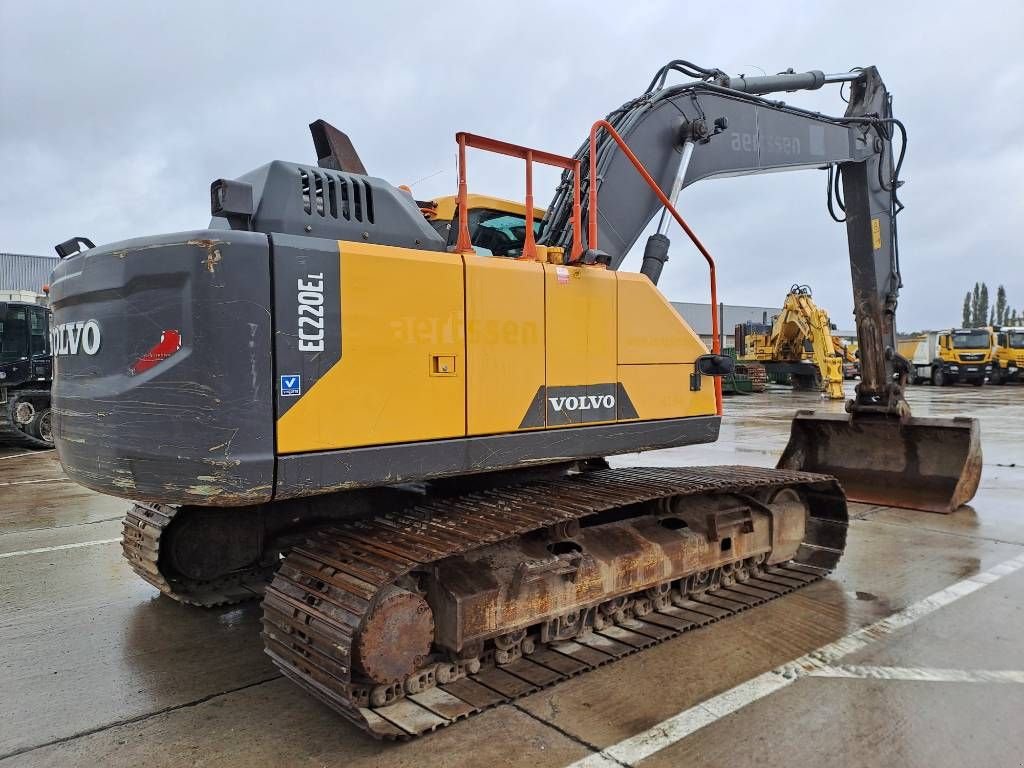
(640, 233, 670, 285)
(717, 70, 862, 96)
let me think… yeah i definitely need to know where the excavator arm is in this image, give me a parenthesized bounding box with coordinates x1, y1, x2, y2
(542, 63, 980, 513)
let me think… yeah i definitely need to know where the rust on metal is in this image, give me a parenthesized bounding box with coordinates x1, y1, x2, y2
(261, 465, 848, 740)
(355, 587, 434, 683)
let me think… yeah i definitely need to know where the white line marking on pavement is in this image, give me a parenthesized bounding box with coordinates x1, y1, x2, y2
(0, 477, 68, 486)
(0, 538, 121, 559)
(567, 551, 1024, 768)
(807, 665, 1024, 684)
(0, 449, 56, 461)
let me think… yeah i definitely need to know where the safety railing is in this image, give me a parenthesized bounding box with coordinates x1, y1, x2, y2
(588, 119, 722, 414)
(453, 127, 722, 415)
(454, 132, 582, 262)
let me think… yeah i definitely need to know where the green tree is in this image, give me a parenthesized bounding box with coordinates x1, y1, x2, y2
(996, 285, 1008, 325)
(962, 292, 972, 327)
(971, 283, 981, 327)
(978, 283, 990, 328)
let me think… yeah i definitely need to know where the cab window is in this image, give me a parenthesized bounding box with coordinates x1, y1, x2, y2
(29, 306, 48, 355)
(449, 208, 541, 257)
(951, 330, 991, 349)
(0, 306, 30, 363)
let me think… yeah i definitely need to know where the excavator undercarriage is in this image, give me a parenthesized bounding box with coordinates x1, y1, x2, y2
(122, 464, 846, 738)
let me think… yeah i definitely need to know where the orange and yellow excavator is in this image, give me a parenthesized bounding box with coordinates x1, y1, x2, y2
(49, 61, 980, 739)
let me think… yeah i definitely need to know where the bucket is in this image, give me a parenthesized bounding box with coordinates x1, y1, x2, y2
(778, 411, 981, 514)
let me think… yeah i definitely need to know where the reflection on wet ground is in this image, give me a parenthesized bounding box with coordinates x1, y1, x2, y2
(1, 381, 1022, 767)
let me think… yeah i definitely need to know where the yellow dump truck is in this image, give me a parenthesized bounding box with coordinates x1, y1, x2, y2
(990, 326, 1024, 384)
(901, 329, 993, 386)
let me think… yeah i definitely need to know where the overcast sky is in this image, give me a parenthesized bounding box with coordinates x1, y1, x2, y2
(2, 1, 1022, 331)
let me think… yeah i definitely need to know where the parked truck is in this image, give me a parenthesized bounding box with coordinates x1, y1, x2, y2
(900, 328, 993, 386)
(0, 290, 53, 446)
(990, 326, 1024, 384)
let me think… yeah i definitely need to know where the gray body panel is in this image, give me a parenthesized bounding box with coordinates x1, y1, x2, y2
(49, 230, 276, 505)
(271, 234, 342, 418)
(214, 161, 447, 251)
(275, 416, 720, 499)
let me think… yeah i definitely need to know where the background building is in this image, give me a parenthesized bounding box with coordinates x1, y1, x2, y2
(0, 253, 57, 293)
(672, 301, 857, 349)
(671, 302, 781, 350)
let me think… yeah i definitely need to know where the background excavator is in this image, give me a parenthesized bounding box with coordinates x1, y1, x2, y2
(48, 60, 980, 739)
(735, 284, 850, 399)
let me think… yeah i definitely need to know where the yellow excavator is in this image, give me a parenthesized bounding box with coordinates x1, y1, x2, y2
(49, 61, 981, 739)
(737, 285, 848, 399)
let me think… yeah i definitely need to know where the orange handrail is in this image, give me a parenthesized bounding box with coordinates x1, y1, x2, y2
(588, 119, 722, 415)
(455, 132, 582, 262)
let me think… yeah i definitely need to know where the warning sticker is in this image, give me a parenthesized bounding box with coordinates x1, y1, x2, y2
(556, 266, 570, 285)
(871, 218, 882, 250)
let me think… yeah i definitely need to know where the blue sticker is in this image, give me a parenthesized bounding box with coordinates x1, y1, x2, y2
(280, 374, 301, 397)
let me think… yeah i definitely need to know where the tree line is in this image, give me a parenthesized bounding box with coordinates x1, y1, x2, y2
(961, 283, 1023, 328)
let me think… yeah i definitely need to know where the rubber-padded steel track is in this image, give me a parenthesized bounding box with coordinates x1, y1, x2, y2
(122, 503, 272, 607)
(261, 465, 847, 739)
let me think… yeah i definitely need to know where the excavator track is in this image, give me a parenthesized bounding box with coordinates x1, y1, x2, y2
(261, 465, 847, 739)
(122, 503, 274, 607)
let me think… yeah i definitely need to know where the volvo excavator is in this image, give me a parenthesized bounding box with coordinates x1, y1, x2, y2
(736, 284, 850, 399)
(49, 60, 981, 739)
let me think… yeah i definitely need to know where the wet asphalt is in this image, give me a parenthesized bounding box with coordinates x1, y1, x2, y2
(0, 381, 1021, 767)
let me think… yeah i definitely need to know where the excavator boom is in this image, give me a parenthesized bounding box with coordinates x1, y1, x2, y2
(542, 66, 980, 513)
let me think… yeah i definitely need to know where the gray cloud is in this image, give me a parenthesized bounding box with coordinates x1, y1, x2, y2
(2, 0, 1022, 330)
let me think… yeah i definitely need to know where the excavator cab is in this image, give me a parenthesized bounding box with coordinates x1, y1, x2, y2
(421, 194, 545, 258)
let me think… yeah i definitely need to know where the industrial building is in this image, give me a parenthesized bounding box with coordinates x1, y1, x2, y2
(671, 301, 781, 349)
(0, 252, 57, 292)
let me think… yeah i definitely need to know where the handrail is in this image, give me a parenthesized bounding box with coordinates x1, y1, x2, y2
(455, 132, 582, 262)
(588, 119, 723, 415)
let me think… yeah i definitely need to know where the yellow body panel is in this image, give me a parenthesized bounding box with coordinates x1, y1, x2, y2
(277, 241, 465, 453)
(544, 264, 616, 392)
(616, 273, 707, 364)
(617, 364, 714, 421)
(465, 256, 545, 435)
(277, 243, 716, 453)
